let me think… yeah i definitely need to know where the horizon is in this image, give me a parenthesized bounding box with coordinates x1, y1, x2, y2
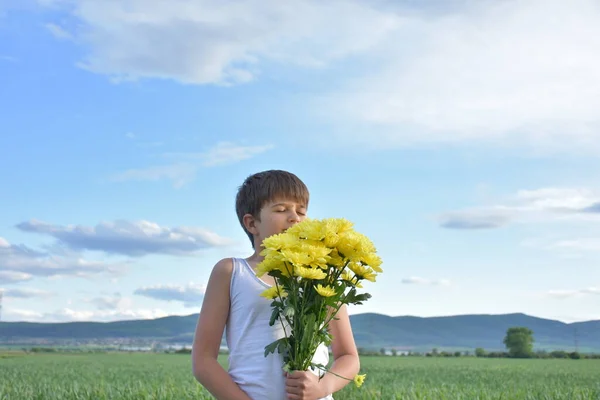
(1, 0, 599, 325)
(2, 311, 599, 325)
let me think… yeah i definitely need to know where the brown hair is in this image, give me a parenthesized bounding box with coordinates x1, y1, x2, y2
(235, 170, 309, 248)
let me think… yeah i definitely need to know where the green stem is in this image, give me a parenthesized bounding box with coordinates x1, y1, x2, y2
(273, 279, 290, 342)
(321, 261, 354, 328)
(283, 261, 299, 365)
(310, 363, 353, 383)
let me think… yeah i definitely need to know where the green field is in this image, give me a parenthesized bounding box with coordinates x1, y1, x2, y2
(1, 352, 599, 399)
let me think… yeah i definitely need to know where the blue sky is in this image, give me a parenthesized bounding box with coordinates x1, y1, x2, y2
(1, 0, 600, 324)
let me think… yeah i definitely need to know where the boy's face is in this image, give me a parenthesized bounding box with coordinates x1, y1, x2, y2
(246, 197, 307, 248)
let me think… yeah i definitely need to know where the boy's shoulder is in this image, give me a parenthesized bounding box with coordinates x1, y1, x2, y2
(206, 257, 236, 284)
(213, 257, 235, 269)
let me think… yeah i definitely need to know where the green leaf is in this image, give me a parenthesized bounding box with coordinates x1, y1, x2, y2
(269, 270, 284, 279)
(264, 338, 287, 357)
(350, 293, 372, 305)
(270, 300, 283, 308)
(269, 308, 280, 327)
(300, 314, 316, 358)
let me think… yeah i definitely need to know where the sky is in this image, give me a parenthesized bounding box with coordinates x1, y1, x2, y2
(1, 0, 600, 324)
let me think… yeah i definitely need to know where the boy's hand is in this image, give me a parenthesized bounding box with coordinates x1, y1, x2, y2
(284, 370, 328, 400)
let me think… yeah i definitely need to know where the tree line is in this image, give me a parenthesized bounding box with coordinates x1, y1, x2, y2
(358, 326, 600, 359)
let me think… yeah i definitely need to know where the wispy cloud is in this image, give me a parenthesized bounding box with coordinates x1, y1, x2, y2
(16, 219, 232, 257)
(112, 141, 272, 187)
(164, 142, 275, 167)
(0, 271, 33, 284)
(3, 307, 170, 322)
(111, 163, 197, 188)
(134, 282, 205, 307)
(552, 238, 600, 252)
(0, 236, 124, 280)
(83, 293, 129, 310)
(45, 23, 73, 40)
(320, 0, 600, 153)
(581, 203, 600, 213)
(439, 209, 511, 230)
(401, 276, 451, 286)
(39, 1, 600, 151)
(2, 288, 56, 299)
(440, 187, 600, 230)
(547, 287, 600, 299)
(0, 55, 18, 63)
(39, 0, 395, 85)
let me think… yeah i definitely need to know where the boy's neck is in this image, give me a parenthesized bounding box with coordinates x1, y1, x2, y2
(246, 251, 264, 267)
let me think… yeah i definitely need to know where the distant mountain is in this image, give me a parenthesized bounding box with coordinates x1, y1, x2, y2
(349, 313, 600, 352)
(1, 313, 599, 352)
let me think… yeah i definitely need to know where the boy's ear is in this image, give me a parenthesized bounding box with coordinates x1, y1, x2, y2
(242, 213, 259, 234)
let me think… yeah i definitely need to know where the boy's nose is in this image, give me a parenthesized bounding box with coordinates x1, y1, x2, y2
(288, 212, 301, 223)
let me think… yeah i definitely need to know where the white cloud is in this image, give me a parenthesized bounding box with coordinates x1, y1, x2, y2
(40, 0, 600, 151)
(322, 0, 600, 152)
(0, 271, 33, 284)
(165, 142, 275, 167)
(0, 237, 124, 279)
(440, 187, 600, 229)
(113, 141, 273, 187)
(45, 23, 72, 39)
(552, 238, 600, 252)
(439, 209, 512, 230)
(16, 219, 232, 256)
(547, 287, 600, 299)
(2, 288, 55, 299)
(4, 308, 44, 320)
(515, 188, 600, 212)
(3, 307, 171, 322)
(42, 0, 396, 85)
(0, 55, 18, 63)
(401, 276, 451, 286)
(134, 282, 205, 307)
(83, 293, 130, 310)
(111, 163, 197, 188)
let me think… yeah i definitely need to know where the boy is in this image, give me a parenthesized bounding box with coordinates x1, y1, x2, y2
(192, 170, 360, 400)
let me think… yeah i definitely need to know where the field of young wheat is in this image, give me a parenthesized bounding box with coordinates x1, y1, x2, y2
(1, 352, 599, 399)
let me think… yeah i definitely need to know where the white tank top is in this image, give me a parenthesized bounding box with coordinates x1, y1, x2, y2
(226, 257, 333, 400)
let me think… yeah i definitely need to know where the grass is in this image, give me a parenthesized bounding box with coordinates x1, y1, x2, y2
(1, 353, 599, 399)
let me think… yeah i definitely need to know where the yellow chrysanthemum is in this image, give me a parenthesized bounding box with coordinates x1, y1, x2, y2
(284, 219, 319, 239)
(314, 284, 336, 297)
(328, 218, 354, 234)
(298, 219, 329, 241)
(348, 262, 377, 282)
(255, 257, 278, 277)
(281, 249, 312, 267)
(297, 242, 331, 269)
(259, 286, 288, 300)
(328, 249, 346, 269)
(262, 233, 301, 251)
(336, 232, 360, 258)
(361, 253, 383, 273)
(353, 374, 366, 388)
(294, 266, 327, 280)
(340, 270, 363, 288)
(256, 252, 294, 277)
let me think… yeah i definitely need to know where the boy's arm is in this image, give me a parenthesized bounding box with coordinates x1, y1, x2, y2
(191, 258, 251, 400)
(318, 304, 361, 395)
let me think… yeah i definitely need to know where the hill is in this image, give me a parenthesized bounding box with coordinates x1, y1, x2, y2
(349, 313, 600, 352)
(1, 313, 599, 352)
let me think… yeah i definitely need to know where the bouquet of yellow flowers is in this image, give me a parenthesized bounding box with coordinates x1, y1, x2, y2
(256, 217, 382, 388)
